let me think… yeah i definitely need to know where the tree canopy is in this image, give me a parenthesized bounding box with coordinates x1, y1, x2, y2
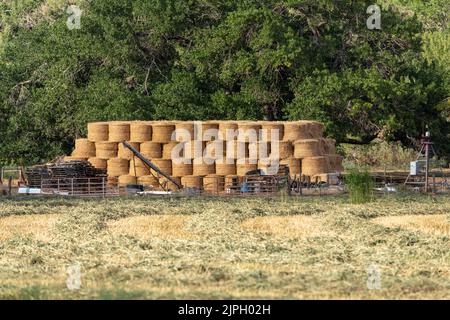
(0, 0, 448, 165)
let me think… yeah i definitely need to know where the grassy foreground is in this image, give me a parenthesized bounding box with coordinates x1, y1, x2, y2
(0, 194, 449, 299)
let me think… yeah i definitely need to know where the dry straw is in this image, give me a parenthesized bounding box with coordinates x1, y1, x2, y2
(163, 141, 183, 160)
(137, 175, 159, 186)
(150, 159, 172, 176)
(64, 155, 87, 161)
(181, 175, 202, 189)
(236, 159, 258, 176)
(294, 139, 322, 158)
(152, 123, 176, 143)
(140, 142, 162, 159)
(175, 122, 195, 142)
(226, 141, 248, 159)
(215, 158, 237, 175)
(159, 177, 181, 191)
(130, 122, 152, 142)
(283, 121, 313, 141)
(237, 121, 261, 142)
(301, 156, 330, 177)
(107, 158, 129, 177)
(172, 163, 193, 177)
(269, 141, 293, 159)
(193, 158, 215, 176)
(259, 122, 284, 141)
(73, 139, 96, 157)
(88, 157, 107, 169)
(109, 122, 131, 142)
(118, 175, 137, 185)
(219, 121, 239, 140)
(118, 142, 140, 160)
(87, 122, 109, 142)
(95, 142, 118, 159)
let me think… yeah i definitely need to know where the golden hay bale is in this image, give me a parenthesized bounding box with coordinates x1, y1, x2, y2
(118, 141, 140, 160)
(87, 122, 109, 142)
(129, 164, 150, 177)
(268, 141, 293, 159)
(130, 122, 152, 142)
(283, 122, 308, 141)
(193, 158, 215, 176)
(205, 141, 226, 159)
(259, 122, 284, 141)
(307, 121, 325, 138)
(159, 177, 181, 190)
(301, 156, 330, 176)
(137, 175, 160, 187)
(236, 159, 258, 176)
(109, 122, 131, 142)
(172, 163, 193, 177)
(162, 141, 184, 160)
(225, 141, 248, 159)
(196, 122, 220, 141)
(107, 158, 129, 177)
(64, 156, 88, 161)
(215, 158, 237, 175)
(175, 122, 195, 142)
(203, 175, 225, 194)
(118, 175, 137, 186)
(73, 139, 96, 157)
(248, 141, 271, 159)
(152, 123, 176, 143)
(237, 121, 261, 142)
(95, 142, 118, 159)
(140, 142, 162, 159)
(184, 141, 206, 159)
(280, 157, 301, 177)
(181, 175, 202, 189)
(150, 159, 172, 176)
(88, 157, 107, 169)
(219, 121, 239, 140)
(294, 139, 322, 158)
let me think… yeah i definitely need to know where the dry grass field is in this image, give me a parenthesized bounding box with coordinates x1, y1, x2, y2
(0, 194, 449, 299)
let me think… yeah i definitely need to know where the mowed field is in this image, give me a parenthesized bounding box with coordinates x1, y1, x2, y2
(0, 194, 449, 299)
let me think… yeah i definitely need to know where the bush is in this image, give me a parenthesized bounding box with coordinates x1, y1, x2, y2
(344, 169, 375, 204)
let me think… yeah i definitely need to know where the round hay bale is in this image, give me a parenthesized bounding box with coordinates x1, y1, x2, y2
(237, 122, 261, 142)
(118, 142, 140, 160)
(215, 158, 236, 176)
(301, 156, 330, 176)
(129, 164, 150, 177)
(109, 122, 130, 142)
(269, 141, 293, 160)
(137, 175, 159, 187)
(88, 157, 107, 169)
(196, 122, 220, 141)
(283, 121, 312, 141)
(260, 122, 284, 141)
(280, 158, 301, 178)
(140, 142, 162, 159)
(130, 122, 152, 142)
(236, 159, 258, 176)
(152, 123, 176, 143)
(294, 139, 322, 158)
(248, 141, 271, 159)
(172, 163, 193, 177)
(88, 122, 109, 142)
(181, 175, 202, 189)
(107, 158, 129, 177)
(150, 159, 172, 176)
(203, 175, 225, 194)
(225, 141, 248, 159)
(205, 141, 226, 159)
(162, 141, 185, 160)
(118, 175, 137, 186)
(95, 142, 118, 159)
(219, 121, 239, 140)
(73, 139, 96, 157)
(175, 122, 194, 142)
(307, 121, 325, 138)
(193, 158, 215, 176)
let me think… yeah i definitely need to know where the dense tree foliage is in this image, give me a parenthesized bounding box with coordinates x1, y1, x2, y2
(0, 0, 448, 165)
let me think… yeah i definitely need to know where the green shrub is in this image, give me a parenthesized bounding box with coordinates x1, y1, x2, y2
(344, 169, 375, 204)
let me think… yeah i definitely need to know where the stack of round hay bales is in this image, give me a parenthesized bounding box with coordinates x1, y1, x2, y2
(294, 139, 322, 158)
(181, 175, 202, 189)
(107, 158, 129, 177)
(203, 175, 225, 194)
(152, 123, 175, 143)
(130, 122, 152, 142)
(72, 139, 96, 158)
(118, 142, 140, 160)
(215, 158, 236, 175)
(96, 142, 118, 159)
(88, 122, 109, 142)
(109, 122, 130, 142)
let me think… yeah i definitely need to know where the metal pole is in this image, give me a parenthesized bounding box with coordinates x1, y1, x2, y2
(425, 138, 430, 193)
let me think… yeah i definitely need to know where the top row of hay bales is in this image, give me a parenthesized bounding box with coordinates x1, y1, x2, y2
(87, 120, 325, 143)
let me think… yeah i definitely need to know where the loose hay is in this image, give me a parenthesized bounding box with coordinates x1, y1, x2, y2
(373, 214, 450, 236)
(107, 215, 193, 240)
(0, 214, 60, 241)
